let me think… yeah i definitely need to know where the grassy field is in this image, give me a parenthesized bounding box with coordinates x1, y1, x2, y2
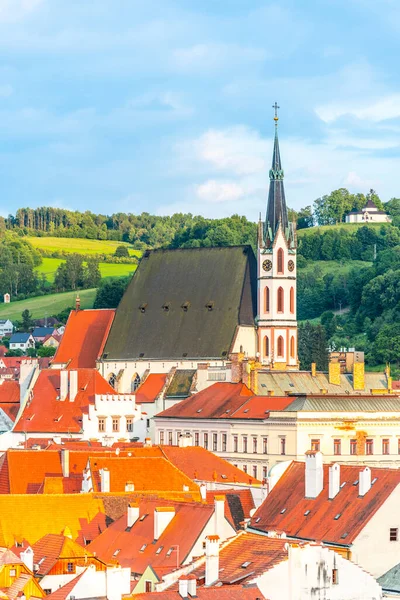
(297, 222, 389, 237)
(28, 236, 140, 257)
(299, 259, 372, 276)
(36, 257, 137, 283)
(0, 288, 97, 320)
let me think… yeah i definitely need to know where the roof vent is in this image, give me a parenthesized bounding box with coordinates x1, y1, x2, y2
(139, 353, 145, 358)
(241, 561, 251, 568)
(206, 301, 214, 311)
(139, 303, 147, 313)
(181, 302, 190, 312)
(334, 513, 341, 520)
(162, 303, 170, 312)
(182, 353, 188, 357)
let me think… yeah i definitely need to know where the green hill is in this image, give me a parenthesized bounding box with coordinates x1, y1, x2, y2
(297, 222, 389, 237)
(28, 236, 140, 256)
(0, 288, 97, 320)
(36, 257, 137, 283)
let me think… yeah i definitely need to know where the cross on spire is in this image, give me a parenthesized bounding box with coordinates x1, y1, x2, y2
(272, 102, 280, 124)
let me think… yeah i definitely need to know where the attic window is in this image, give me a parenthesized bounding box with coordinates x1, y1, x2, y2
(221, 474, 227, 479)
(113, 549, 120, 557)
(261, 384, 266, 388)
(244, 409, 249, 413)
(139, 303, 147, 313)
(26, 415, 35, 421)
(334, 514, 341, 520)
(289, 383, 295, 388)
(102, 353, 109, 359)
(304, 510, 311, 516)
(139, 544, 147, 552)
(241, 561, 252, 569)
(206, 302, 214, 311)
(140, 514, 148, 521)
(280, 508, 286, 514)
(372, 477, 378, 485)
(225, 409, 230, 413)
(156, 546, 163, 555)
(54, 416, 63, 422)
(181, 302, 190, 312)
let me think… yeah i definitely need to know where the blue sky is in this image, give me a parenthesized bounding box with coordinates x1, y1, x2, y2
(1, 0, 400, 219)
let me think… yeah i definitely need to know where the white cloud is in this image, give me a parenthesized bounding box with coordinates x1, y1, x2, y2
(195, 180, 246, 203)
(343, 171, 377, 190)
(316, 94, 400, 123)
(0, 84, 12, 97)
(0, 0, 44, 22)
(171, 43, 267, 72)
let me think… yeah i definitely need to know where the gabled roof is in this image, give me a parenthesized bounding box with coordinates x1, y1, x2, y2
(9, 333, 31, 343)
(32, 327, 55, 338)
(0, 549, 22, 566)
(164, 370, 196, 399)
(88, 499, 216, 575)
(46, 570, 86, 600)
(103, 246, 257, 361)
(13, 368, 116, 433)
(256, 370, 388, 395)
(52, 309, 115, 369)
(131, 586, 266, 599)
(378, 561, 400, 593)
(32, 534, 94, 575)
(206, 490, 255, 530)
(135, 374, 167, 404)
(0, 494, 107, 546)
(250, 461, 400, 545)
(0, 381, 20, 423)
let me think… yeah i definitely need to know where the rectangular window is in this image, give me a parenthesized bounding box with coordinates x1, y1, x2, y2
(390, 528, 398, 541)
(168, 431, 173, 446)
(98, 418, 105, 433)
(262, 466, 268, 480)
(333, 439, 341, 455)
(204, 433, 208, 450)
(350, 439, 357, 455)
(243, 464, 247, 474)
(243, 436, 248, 453)
(253, 437, 258, 454)
(146, 418, 150, 429)
(366, 439, 374, 455)
(252, 465, 257, 479)
(145, 582, 152, 593)
(233, 435, 238, 453)
(159, 431, 164, 445)
(112, 418, 120, 433)
(213, 433, 218, 452)
(9, 569, 16, 577)
(382, 438, 390, 455)
(263, 437, 268, 454)
(222, 433, 227, 452)
(176, 431, 181, 444)
(332, 569, 338, 585)
(126, 418, 133, 432)
(280, 438, 286, 455)
(194, 432, 199, 446)
(67, 562, 74, 573)
(311, 439, 320, 452)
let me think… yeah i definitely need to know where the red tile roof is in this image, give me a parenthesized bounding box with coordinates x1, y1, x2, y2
(250, 461, 400, 545)
(231, 395, 292, 418)
(206, 489, 255, 529)
(88, 499, 215, 575)
(131, 586, 266, 599)
(13, 369, 115, 433)
(135, 374, 167, 404)
(52, 309, 114, 369)
(0, 380, 20, 423)
(46, 570, 86, 600)
(31, 534, 93, 575)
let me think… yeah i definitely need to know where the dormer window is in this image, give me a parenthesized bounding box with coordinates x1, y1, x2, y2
(181, 302, 190, 312)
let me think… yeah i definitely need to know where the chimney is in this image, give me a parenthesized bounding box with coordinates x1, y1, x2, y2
(205, 535, 220, 586)
(61, 449, 69, 478)
(305, 451, 323, 499)
(353, 361, 365, 391)
(69, 370, 78, 402)
(75, 295, 81, 311)
(328, 463, 340, 500)
(311, 362, 316, 377)
(178, 577, 188, 598)
(20, 547, 34, 573)
(127, 503, 139, 528)
(144, 437, 152, 447)
(154, 507, 175, 540)
(213, 495, 225, 537)
(199, 483, 207, 501)
(328, 361, 341, 385)
(60, 370, 68, 401)
(359, 466, 371, 497)
(100, 468, 110, 493)
(187, 575, 196, 597)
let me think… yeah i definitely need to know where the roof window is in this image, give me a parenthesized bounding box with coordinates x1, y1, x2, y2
(182, 353, 188, 357)
(139, 544, 147, 552)
(139, 303, 147, 313)
(261, 383, 266, 388)
(139, 353, 145, 358)
(340, 481, 346, 488)
(166, 548, 174, 557)
(280, 508, 286, 514)
(304, 510, 311, 516)
(244, 409, 249, 413)
(341, 532, 348, 539)
(372, 477, 378, 485)
(196, 409, 202, 413)
(334, 514, 341, 520)
(353, 480, 359, 486)
(255, 517, 261, 523)
(241, 561, 252, 568)
(54, 415, 62, 422)
(156, 546, 163, 555)
(140, 514, 148, 521)
(221, 351, 227, 357)
(113, 549, 120, 557)
(221, 474, 227, 479)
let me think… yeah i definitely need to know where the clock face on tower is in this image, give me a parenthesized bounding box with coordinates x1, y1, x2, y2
(262, 259, 272, 272)
(288, 260, 295, 272)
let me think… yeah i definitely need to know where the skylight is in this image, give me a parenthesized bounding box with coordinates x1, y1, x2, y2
(304, 510, 311, 516)
(340, 481, 346, 488)
(196, 409, 202, 413)
(341, 532, 348, 539)
(140, 514, 148, 521)
(372, 477, 378, 485)
(255, 517, 261, 523)
(113, 549, 120, 556)
(244, 409, 249, 413)
(156, 546, 163, 555)
(280, 508, 286, 514)
(241, 561, 252, 568)
(166, 548, 173, 557)
(353, 480, 359, 486)
(139, 544, 147, 552)
(334, 514, 341, 520)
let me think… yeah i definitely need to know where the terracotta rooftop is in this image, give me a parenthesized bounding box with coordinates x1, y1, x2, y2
(32, 534, 94, 575)
(250, 461, 400, 545)
(0, 381, 20, 423)
(13, 368, 116, 433)
(130, 585, 266, 599)
(46, 570, 86, 600)
(206, 489, 255, 529)
(135, 374, 168, 404)
(52, 309, 114, 369)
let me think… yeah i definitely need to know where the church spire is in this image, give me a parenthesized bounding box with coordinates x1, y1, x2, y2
(266, 102, 289, 238)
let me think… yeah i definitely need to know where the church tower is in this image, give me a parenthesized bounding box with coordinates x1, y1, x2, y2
(257, 104, 298, 369)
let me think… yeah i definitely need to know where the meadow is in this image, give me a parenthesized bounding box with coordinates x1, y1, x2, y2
(297, 222, 388, 237)
(36, 258, 137, 283)
(0, 288, 97, 320)
(299, 259, 372, 276)
(28, 236, 140, 256)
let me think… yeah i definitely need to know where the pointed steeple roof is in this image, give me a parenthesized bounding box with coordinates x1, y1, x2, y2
(266, 103, 289, 237)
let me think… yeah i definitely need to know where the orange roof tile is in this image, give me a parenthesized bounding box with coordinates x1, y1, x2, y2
(52, 309, 114, 369)
(250, 461, 400, 545)
(135, 374, 167, 404)
(13, 369, 115, 433)
(206, 489, 255, 529)
(130, 586, 266, 599)
(46, 570, 86, 600)
(0, 381, 19, 403)
(32, 534, 94, 575)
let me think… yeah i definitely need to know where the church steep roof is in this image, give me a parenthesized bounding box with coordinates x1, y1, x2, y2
(103, 246, 257, 361)
(266, 124, 289, 234)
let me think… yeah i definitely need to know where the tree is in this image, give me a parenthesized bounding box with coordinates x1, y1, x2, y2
(37, 346, 56, 357)
(297, 206, 313, 229)
(85, 259, 101, 288)
(21, 309, 33, 331)
(94, 278, 129, 309)
(114, 245, 130, 258)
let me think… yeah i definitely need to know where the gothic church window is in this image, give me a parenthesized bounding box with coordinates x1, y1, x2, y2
(277, 336, 284, 357)
(131, 373, 141, 392)
(265, 287, 270, 312)
(277, 248, 284, 274)
(277, 287, 284, 312)
(290, 287, 294, 314)
(264, 336, 269, 357)
(290, 336, 295, 358)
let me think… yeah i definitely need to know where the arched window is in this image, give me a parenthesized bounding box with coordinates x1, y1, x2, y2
(290, 336, 295, 358)
(277, 248, 284, 274)
(131, 373, 141, 392)
(264, 287, 270, 313)
(290, 287, 294, 314)
(277, 287, 284, 312)
(277, 336, 284, 358)
(264, 336, 269, 357)
(108, 373, 117, 389)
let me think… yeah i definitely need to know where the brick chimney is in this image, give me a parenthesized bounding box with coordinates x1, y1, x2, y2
(178, 575, 196, 598)
(154, 507, 175, 540)
(75, 295, 81, 311)
(205, 535, 220, 586)
(359, 466, 371, 497)
(127, 503, 139, 528)
(305, 451, 323, 499)
(328, 463, 340, 500)
(328, 362, 341, 385)
(100, 468, 110, 493)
